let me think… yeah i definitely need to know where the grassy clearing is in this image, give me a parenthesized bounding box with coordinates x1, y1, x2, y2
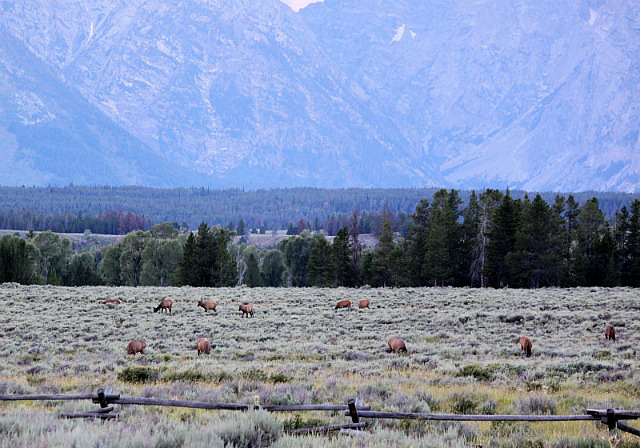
(1, 284, 639, 446)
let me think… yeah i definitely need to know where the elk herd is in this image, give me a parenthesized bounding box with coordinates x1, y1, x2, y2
(107, 297, 618, 359)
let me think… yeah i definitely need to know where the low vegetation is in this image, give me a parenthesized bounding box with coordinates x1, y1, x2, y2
(1, 285, 639, 447)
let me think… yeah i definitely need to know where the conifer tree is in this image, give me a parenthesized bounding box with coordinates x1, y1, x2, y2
(460, 191, 480, 285)
(333, 227, 355, 286)
(306, 235, 335, 287)
(485, 190, 520, 287)
(506, 194, 561, 287)
(573, 198, 606, 286)
(370, 219, 399, 287)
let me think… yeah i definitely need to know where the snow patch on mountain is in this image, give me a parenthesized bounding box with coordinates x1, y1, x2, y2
(392, 24, 405, 42)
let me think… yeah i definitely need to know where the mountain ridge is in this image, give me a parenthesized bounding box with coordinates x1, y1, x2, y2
(0, 0, 638, 191)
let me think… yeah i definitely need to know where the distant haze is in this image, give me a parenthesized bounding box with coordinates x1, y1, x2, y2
(281, 0, 323, 12)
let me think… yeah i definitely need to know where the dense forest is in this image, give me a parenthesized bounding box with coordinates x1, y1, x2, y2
(0, 186, 638, 233)
(2, 189, 639, 289)
(0, 209, 152, 235)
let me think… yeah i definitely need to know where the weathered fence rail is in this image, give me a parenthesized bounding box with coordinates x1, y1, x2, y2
(1, 389, 639, 438)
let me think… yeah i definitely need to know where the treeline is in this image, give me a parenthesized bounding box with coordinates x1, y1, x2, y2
(2, 189, 640, 288)
(1, 185, 637, 233)
(0, 209, 152, 235)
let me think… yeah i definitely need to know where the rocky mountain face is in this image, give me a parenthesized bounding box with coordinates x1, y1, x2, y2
(0, 0, 638, 190)
(302, 0, 640, 191)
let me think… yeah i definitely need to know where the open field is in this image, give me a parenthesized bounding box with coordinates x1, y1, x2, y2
(1, 284, 640, 447)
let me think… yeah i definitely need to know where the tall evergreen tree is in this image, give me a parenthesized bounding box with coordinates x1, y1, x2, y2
(369, 219, 402, 287)
(306, 235, 335, 287)
(460, 191, 480, 286)
(236, 219, 246, 236)
(573, 198, 607, 286)
(628, 200, 640, 286)
(333, 227, 355, 287)
(506, 194, 561, 287)
(176, 232, 197, 285)
(485, 190, 520, 287)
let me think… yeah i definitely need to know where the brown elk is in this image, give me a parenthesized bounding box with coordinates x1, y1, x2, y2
(196, 338, 213, 356)
(358, 299, 370, 309)
(334, 300, 351, 310)
(239, 303, 254, 317)
(520, 336, 532, 357)
(388, 338, 407, 353)
(154, 299, 173, 314)
(605, 324, 616, 341)
(103, 299, 122, 305)
(198, 300, 217, 313)
(126, 339, 146, 355)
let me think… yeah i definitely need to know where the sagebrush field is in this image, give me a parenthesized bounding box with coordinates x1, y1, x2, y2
(1, 284, 639, 447)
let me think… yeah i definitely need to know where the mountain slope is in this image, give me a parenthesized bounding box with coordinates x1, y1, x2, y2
(0, 0, 639, 190)
(1, 0, 436, 188)
(302, 0, 640, 191)
(0, 29, 184, 186)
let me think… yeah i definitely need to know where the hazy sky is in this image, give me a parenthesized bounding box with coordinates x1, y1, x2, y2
(281, 0, 324, 12)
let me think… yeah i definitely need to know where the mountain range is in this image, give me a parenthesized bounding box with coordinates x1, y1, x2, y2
(1, 0, 638, 191)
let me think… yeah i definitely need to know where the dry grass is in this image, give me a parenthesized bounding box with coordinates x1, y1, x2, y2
(1, 284, 639, 447)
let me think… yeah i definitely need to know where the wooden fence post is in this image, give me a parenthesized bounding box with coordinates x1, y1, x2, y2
(348, 399, 359, 424)
(97, 389, 108, 408)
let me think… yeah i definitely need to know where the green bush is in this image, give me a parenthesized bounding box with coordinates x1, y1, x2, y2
(162, 369, 207, 382)
(450, 391, 479, 414)
(455, 364, 496, 382)
(282, 414, 329, 431)
(117, 367, 160, 384)
(269, 373, 292, 384)
(242, 369, 269, 382)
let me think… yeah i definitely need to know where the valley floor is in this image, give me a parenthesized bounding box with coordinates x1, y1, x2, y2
(1, 285, 639, 447)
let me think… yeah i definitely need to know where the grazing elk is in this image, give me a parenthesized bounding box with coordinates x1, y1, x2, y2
(103, 299, 122, 305)
(239, 303, 254, 317)
(198, 300, 217, 313)
(154, 299, 173, 314)
(520, 336, 532, 357)
(605, 324, 616, 341)
(126, 339, 146, 355)
(334, 300, 351, 310)
(358, 299, 370, 309)
(196, 338, 213, 356)
(388, 338, 407, 353)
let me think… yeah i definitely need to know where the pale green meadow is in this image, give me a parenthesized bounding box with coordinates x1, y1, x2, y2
(1, 284, 639, 447)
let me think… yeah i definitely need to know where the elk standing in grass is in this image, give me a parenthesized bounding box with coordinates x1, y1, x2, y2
(196, 338, 213, 356)
(520, 336, 532, 357)
(605, 324, 616, 341)
(388, 338, 407, 353)
(126, 339, 146, 355)
(198, 300, 217, 313)
(239, 303, 254, 317)
(154, 299, 173, 314)
(334, 300, 351, 310)
(358, 299, 370, 309)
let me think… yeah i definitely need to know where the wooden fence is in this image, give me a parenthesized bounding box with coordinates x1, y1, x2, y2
(1, 388, 639, 438)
